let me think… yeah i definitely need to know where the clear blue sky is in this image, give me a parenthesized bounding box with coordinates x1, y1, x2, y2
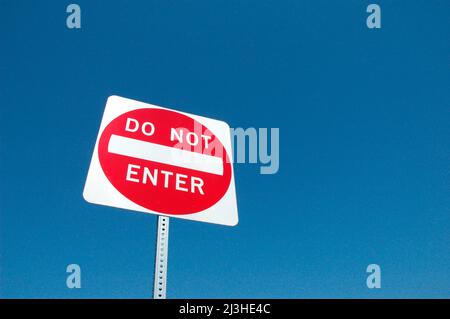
(1, 0, 449, 298)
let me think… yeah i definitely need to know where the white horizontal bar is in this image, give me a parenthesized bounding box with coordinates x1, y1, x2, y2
(108, 134, 223, 176)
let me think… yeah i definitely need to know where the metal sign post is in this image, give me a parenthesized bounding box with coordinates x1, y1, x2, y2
(153, 216, 170, 299)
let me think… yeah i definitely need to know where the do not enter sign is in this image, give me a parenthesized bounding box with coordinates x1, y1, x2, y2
(98, 108, 232, 214)
(83, 96, 238, 226)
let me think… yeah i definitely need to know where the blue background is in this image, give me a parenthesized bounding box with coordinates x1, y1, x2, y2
(1, 0, 449, 298)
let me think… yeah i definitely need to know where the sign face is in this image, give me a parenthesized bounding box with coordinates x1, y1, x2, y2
(83, 95, 238, 226)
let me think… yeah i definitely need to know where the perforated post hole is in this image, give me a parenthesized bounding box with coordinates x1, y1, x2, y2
(153, 216, 169, 299)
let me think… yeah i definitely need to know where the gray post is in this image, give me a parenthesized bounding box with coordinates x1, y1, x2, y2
(153, 216, 169, 299)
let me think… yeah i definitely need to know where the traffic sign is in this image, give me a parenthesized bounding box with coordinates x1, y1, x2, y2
(83, 95, 238, 226)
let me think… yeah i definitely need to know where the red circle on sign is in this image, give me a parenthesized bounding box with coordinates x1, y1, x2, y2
(98, 108, 232, 215)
